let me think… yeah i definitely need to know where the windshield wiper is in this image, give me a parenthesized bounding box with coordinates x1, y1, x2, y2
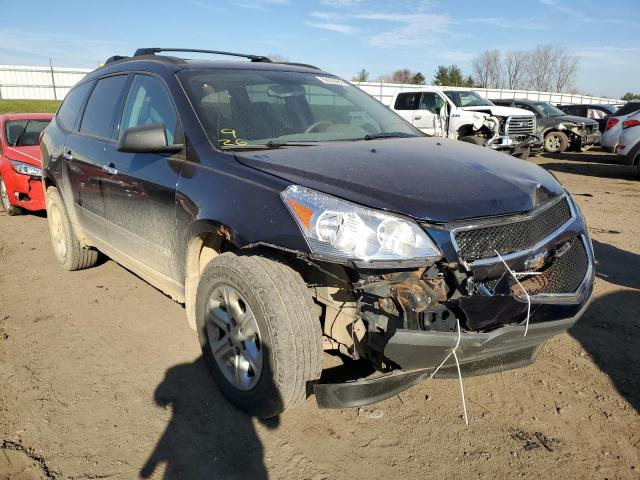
(12, 120, 30, 147)
(219, 141, 319, 150)
(363, 132, 416, 140)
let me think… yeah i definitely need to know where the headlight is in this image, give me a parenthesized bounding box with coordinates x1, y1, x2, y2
(11, 160, 41, 177)
(281, 185, 441, 263)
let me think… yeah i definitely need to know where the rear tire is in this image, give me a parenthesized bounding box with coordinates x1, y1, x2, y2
(0, 177, 22, 216)
(544, 131, 569, 153)
(45, 187, 98, 271)
(196, 252, 323, 418)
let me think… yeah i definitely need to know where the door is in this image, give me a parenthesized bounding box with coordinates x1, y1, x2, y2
(411, 92, 446, 136)
(63, 75, 128, 241)
(102, 74, 184, 279)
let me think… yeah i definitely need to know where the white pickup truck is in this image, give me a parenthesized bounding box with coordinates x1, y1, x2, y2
(390, 87, 542, 158)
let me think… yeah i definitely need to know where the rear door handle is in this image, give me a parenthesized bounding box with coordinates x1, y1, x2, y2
(102, 164, 118, 175)
(63, 151, 73, 161)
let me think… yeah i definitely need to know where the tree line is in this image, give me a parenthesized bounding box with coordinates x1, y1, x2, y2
(353, 45, 581, 93)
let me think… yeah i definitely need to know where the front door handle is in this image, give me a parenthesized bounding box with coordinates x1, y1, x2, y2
(63, 151, 73, 161)
(102, 164, 118, 175)
(414, 115, 422, 120)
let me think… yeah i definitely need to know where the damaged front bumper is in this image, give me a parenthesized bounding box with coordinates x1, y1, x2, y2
(489, 134, 543, 155)
(315, 300, 589, 409)
(314, 193, 595, 409)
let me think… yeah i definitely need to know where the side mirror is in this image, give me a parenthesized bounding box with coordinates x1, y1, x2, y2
(117, 123, 183, 153)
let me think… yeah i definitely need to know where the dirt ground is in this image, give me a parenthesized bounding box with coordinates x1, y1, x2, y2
(0, 149, 638, 480)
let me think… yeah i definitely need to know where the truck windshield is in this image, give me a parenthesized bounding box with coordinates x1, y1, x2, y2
(533, 102, 566, 117)
(179, 69, 420, 149)
(443, 91, 493, 108)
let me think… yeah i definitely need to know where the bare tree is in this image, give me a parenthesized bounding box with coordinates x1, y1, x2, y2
(504, 50, 528, 89)
(553, 48, 578, 92)
(472, 50, 503, 88)
(523, 45, 557, 91)
(391, 69, 413, 84)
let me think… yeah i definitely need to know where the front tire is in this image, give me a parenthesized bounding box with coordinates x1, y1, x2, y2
(196, 252, 323, 418)
(544, 131, 569, 153)
(45, 187, 98, 271)
(0, 177, 22, 215)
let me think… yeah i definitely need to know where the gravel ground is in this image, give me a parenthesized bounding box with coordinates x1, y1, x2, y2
(0, 149, 638, 479)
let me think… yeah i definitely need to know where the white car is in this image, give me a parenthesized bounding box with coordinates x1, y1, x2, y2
(390, 87, 541, 158)
(601, 102, 640, 152)
(615, 111, 640, 170)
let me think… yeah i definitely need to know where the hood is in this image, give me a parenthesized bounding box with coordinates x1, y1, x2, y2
(235, 137, 564, 223)
(4, 145, 42, 166)
(462, 105, 534, 117)
(548, 114, 599, 126)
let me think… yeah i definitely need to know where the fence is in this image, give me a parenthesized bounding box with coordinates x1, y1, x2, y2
(353, 82, 621, 106)
(0, 64, 622, 106)
(0, 65, 92, 100)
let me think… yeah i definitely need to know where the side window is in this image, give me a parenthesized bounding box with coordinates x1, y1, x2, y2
(419, 93, 444, 114)
(394, 93, 421, 110)
(57, 81, 93, 131)
(80, 75, 128, 139)
(120, 75, 178, 145)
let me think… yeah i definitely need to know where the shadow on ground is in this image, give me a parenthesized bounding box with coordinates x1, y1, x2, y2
(141, 357, 277, 480)
(570, 289, 640, 414)
(537, 151, 638, 180)
(592, 240, 640, 290)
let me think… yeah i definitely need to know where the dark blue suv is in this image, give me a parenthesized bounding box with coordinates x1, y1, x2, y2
(41, 48, 594, 417)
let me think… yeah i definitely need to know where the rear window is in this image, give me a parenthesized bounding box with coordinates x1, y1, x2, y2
(614, 102, 640, 117)
(80, 75, 128, 139)
(57, 81, 93, 131)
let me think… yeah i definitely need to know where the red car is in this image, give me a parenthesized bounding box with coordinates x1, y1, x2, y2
(0, 113, 53, 214)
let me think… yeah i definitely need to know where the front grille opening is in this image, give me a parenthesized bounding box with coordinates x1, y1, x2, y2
(514, 237, 589, 295)
(453, 197, 572, 261)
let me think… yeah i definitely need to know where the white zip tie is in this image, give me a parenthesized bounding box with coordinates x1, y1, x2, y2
(493, 249, 540, 337)
(430, 318, 469, 425)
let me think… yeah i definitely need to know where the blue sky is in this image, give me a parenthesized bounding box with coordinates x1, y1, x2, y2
(0, 0, 638, 97)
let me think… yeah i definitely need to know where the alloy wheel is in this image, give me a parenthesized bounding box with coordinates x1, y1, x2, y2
(49, 204, 67, 260)
(205, 285, 263, 391)
(0, 178, 11, 211)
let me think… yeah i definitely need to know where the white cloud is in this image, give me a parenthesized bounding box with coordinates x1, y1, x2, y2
(319, 0, 363, 6)
(310, 11, 344, 21)
(306, 22, 357, 35)
(0, 29, 121, 67)
(353, 12, 451, 47)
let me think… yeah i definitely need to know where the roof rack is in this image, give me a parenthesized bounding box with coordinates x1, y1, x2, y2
(133, 48, 272, 63)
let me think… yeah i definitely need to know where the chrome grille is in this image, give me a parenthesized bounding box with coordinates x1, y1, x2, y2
(453, 196, 573, 261)
(513, 236, 589, 295)
(505, 115, 536, 136)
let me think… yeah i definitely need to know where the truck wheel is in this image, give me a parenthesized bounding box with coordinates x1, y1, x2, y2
(45, 187, 98, 271)
(544, 131, 569, 153)
(196, 252, 323, 418)
(0, 177, 22, 215)
(459, 135, 484, 146)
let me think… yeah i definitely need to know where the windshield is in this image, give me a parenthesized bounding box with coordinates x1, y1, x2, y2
(4, 120, 50, 146)
(179, 70, 420, 148)
(443, 90, 493, 108)
(532, 102, 566, 117)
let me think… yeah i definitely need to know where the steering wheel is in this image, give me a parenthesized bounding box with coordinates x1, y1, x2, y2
(304, 120, 334, 134)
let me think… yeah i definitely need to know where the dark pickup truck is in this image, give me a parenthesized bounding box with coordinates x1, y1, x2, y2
(492, 99, 601, 153)
(41, 48, 594, 417)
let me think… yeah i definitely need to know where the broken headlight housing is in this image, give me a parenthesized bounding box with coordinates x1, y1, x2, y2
(282, 185, 441, 264)
(11, 160, 41, 177)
